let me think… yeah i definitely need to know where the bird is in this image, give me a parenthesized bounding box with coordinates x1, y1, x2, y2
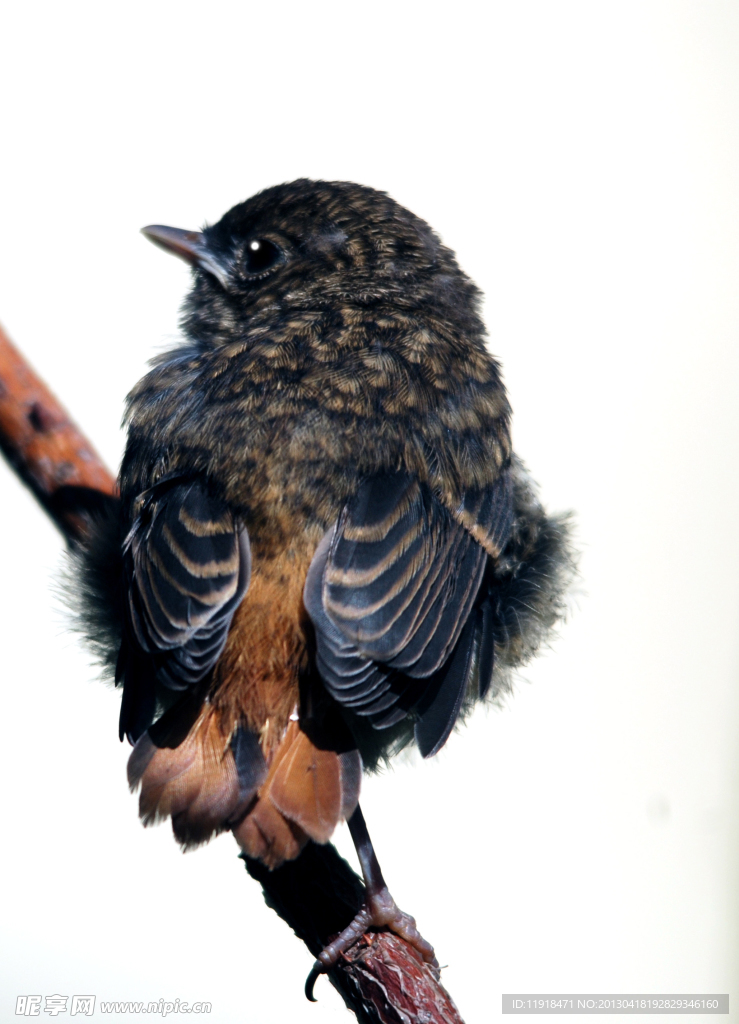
(71, 179, 573, 996)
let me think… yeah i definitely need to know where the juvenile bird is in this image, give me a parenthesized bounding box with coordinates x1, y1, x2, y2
(73, 180, 572, 992)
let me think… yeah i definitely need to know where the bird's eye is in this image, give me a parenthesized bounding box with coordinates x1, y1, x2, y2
(244, 238, 284, 276)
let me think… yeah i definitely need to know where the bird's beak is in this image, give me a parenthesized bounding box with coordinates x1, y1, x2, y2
(141, 225, 232, 290)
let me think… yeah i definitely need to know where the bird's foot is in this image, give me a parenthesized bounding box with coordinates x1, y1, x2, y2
(304, 885, 439, 1000)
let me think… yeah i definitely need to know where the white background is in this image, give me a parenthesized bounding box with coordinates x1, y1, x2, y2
(0, 2, 737, 1022)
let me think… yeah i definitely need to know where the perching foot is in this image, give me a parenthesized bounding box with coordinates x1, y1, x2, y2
(305, 884, 439, 999)
(305, 805, 439, 1001)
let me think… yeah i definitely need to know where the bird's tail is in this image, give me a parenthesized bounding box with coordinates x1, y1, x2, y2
(233, 720, 362, 868)
(128, 705, 361, 868)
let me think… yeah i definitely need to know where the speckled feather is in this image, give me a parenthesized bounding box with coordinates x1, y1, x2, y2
(121, 181, 511, 541)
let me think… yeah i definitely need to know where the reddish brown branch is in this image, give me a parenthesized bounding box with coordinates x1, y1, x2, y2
(0, 321, 465, 1024)
(343, 933, 462, 1024)
(0, 322, 116, 539)
(243, 841, 464, 1023)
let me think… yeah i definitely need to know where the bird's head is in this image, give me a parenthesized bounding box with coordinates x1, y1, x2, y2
(142, 179, 481, 348)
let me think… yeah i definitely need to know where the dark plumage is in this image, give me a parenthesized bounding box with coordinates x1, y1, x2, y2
(69, 179, 574, 983)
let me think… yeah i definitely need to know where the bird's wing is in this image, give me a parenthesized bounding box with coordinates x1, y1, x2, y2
(118, 478, 250, 740)
(304, 470, 513, 757)
(450, 470, 514, 557)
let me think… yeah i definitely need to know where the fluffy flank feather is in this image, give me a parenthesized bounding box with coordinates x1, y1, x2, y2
(63, 497, 125, 681)
(487, 456, 577, 682)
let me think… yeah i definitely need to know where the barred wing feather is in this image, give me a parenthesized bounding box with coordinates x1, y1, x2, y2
(305, 471, 513, 757)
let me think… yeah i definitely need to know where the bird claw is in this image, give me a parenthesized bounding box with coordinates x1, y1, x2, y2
(303, 886, 439, 1000)
(304, 961, 325, 1002)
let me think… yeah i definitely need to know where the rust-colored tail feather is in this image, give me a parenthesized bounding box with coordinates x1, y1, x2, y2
(128, 708, 262, 849)
(234, 721, 362, 869)
(269, 724, 341, 843)
(128, 706, 361, 864)
(235, 798, 309, 868)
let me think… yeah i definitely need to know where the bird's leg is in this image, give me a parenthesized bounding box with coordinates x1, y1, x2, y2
(305, 804, 439, 1000)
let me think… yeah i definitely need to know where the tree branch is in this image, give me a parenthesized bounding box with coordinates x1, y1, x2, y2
(0, 323, 116, 538)
(0, 321, 465, 1024)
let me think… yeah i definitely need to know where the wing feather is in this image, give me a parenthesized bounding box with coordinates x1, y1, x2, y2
(118, 479, 250, 740)
(305, 470, 513, 756)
